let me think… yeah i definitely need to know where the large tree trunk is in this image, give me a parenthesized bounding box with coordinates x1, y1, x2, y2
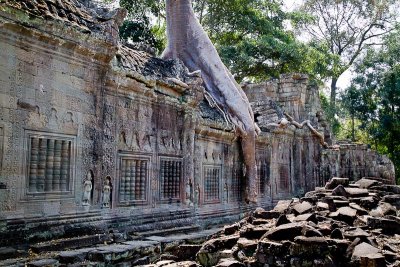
(330, 77, 338, 110)
(163, 0, 258, 203)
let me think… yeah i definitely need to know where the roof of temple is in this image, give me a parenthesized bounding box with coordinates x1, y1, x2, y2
(114, 45, 232, 128)
(114, 44, 191, 81)
(1, 0, 125, 34)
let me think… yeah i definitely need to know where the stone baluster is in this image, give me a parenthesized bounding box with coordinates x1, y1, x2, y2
(53, 140, 62, 191)
(60, 141, 69, 191)
(177, 161, 182, 198)
(125, 160, 131, 201)
(130, 160, 136, 201)
(173, 161, 177, 198)
(140, 160, 146, 200)
(37, 138, 47, 192)
(135, 160, 140, 200)
(45, 139, 55, 191)
(216, 168, 220, 199)
(29, 137, 39, 192)
(169, 161, 173, 198)
(120, 159, 126, 202)
(160, 160, 165, 199)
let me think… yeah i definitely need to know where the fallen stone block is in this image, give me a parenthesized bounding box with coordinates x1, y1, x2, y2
(239, 224, 269, 240)
(337, 207, 357, 225)
(196, 235, 239, 267)
(370, 202, 397, 217)
(216, 258, 245, 267)
(290, 236, 329, 257)
(253, 207, 280, 219)
(172, 244, 202, 261)
(344, 228, 370, 240)
(345, 188, 369, 197)
(352, 242, 380, 260)
(355, 178, 381, 189)
(292, 201, 313, 215)
(332, 184, 349, 197)
(163, 261, 200, 267)
(58, 248, 94, 264)
(367, 217, 400, 235)
(360, 253, 386, 267)
(273, 200, 292, 213)
(255, 240, 291, 264)
(382, 194, 400, 209)
(27, 259, 59, 267)
(325, 177, 349, 189)
(292, 213, 318, 223)
(262, 222, 305, 241)
(275, 215, 291, 226)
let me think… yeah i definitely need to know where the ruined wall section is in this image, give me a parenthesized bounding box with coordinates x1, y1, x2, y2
(243, 74, 326, 202)
(321, 143, 396, 185)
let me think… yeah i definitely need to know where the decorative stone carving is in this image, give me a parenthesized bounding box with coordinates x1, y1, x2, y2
(203, 165, 221, 204)
(102, 176, 112, 208)
(82, 171, 93, 206)
(185, 178, 193, 206)
(27, 134, 73, 194)
(119, 157, 148, 203)
(160, 158, 182, 201)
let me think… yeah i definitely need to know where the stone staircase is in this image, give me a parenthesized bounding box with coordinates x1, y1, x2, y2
(0, 227, 220, 267)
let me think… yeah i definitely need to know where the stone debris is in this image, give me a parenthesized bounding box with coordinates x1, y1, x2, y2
(159, 177, 399, 267)
(1, 178, 399, 266)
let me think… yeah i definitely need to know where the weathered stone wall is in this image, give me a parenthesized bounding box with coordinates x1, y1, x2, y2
(0, 0, 395, 246)
(321, 143, 396, 185)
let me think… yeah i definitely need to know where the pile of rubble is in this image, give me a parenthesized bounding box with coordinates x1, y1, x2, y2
(149, 177, 400, 267)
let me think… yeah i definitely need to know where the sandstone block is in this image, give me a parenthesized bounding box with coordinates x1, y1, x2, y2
(262, 222, 305, 241)
(292, 201, 313, 215)
(325, 177, 349, 189)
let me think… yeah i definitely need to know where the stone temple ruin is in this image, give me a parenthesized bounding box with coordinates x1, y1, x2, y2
(0, 0, 396, 262)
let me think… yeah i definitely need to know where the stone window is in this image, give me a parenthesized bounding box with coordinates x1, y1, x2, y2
(26, 132, 75, 194)
(0, 126, 3, 170)
(231, 164, 242, 202)
(257, 160, 269, 195)
(160, 157, 182, 201)
(279, 165, 290, 192)
(203, 165, 221, 203)
(119, 156, 149, 204)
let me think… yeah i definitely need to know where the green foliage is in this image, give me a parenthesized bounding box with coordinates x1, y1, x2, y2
(297, 0, 397, 111)
(341, 26, 400, 183)
(319, 92, 340, 135)
(118, 0, 165, 54)
(115, 0, 331, 83)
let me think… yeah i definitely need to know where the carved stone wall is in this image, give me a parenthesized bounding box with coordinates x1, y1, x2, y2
(0, 1, 395, 246)
(321, 143, 396, 184)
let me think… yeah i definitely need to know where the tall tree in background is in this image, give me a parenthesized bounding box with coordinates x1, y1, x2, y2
(341, 26, 400, 182)
(118, 0, 331, 83)
(297, 0, 397, 109)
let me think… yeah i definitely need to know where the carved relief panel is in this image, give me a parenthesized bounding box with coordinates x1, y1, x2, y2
(157, 105, 183, 155)
(25, 131, 75, 198)
(117, 99, 155, 152)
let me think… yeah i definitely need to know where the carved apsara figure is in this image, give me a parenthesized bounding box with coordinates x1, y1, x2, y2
(82, 171, 93, 206)
(102, 177, 112, 208)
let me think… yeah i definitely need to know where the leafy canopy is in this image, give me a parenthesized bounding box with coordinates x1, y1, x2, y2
(116, 0, 332, 83)
(340, 26, 400, 182)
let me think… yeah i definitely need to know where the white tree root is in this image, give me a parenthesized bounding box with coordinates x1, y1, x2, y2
(283, 112, 338, 149)
(162, 0, 258, 203)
